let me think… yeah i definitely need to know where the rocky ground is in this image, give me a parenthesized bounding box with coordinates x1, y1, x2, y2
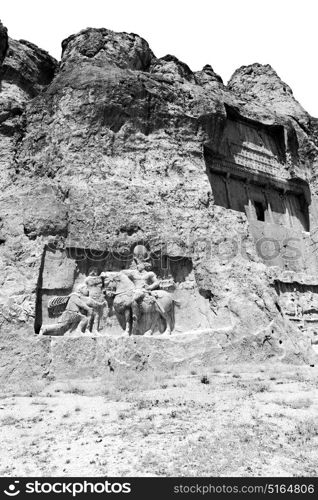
(1, 362, 318, 477)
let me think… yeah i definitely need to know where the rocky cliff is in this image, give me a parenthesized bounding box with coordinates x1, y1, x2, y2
(0, 23, 318, 368)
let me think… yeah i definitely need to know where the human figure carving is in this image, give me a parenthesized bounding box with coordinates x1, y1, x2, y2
(103, 246, 179, 336)
(124, 262, 165, 334)
(39, 284, 105, 336)
(293, 288, 303, 318)
(85, 266, 106, 333)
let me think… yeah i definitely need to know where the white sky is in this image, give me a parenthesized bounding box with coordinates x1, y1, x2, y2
(1, 0, 318, 116)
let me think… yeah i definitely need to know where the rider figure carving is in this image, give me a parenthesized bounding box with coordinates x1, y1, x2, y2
(126, 262, 160, 305)
(101, 246, 179, 336)
(124, 246, 163, 327)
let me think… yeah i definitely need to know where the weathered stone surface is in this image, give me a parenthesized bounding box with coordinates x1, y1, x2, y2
(228, 63, 318, 174)
(0, 26, 58, 334)
(228, 63, 309, 124)
(61, 28, 154, 71)
(0, 333, 51, 386)
(0, 31, 57, 187)
(0, 20, 8, 65)
(0, 24, 318, 370)
(1, 322, 315, 388)
(2, 38, 57, 97)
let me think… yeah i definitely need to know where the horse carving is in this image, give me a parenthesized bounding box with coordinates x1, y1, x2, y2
(103, 269, 179, 336)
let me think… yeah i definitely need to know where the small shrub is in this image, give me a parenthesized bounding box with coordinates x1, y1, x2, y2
(248, 382, 269, 396)
(289, 398, 312, 410)
(68, 387, 85, 395)
(274, 397, 312, 409)
(144, 422, 155, 436)
(286, 418, 318, 445)
(27, 416, 43, 424)
(253, 383, 269, 392)
(136, 399, 148, 410)
(1, 416, 20, 426)
(200, 375, 210, 385)
(258, 384, 268, 393)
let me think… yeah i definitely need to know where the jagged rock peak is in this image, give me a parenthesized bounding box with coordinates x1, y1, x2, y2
(0, 19, 8, 64)
(61, 27, 155, 71)
(227, 62, 309, 125)
(149, 53, 196, 83)
(2, 37, 57, 97)
(228, 63, 293, 96)
(195, 64, 223, 86)
(18, 39, 57, 63)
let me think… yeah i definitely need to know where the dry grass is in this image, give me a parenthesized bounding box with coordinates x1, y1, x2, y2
(286, 418, 318, 445)
(0, 363, 318, 476)
(1, 415, 21, 426)
(274, 397, 312, 409)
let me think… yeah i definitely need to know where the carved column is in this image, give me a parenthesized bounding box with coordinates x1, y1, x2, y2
(262, 187, 274, 223)
(245, 181, 253, 219)
(280, 191, 291, 228)
(222, 173, 232, 209)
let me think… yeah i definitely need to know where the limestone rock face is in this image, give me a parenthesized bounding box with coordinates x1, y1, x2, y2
(0, 33, 57, 188)
(0, 21, 8, 64)
(228, 63, 309, 124)
(0, 25, 57, 333)
(61, 27, 154, 71)
(0, 23, 317, 368)
(2, 38, 57, 97)
(228, 63, 318, 173)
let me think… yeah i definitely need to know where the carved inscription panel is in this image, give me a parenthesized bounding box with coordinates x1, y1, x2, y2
(218, 119, 287, 179)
